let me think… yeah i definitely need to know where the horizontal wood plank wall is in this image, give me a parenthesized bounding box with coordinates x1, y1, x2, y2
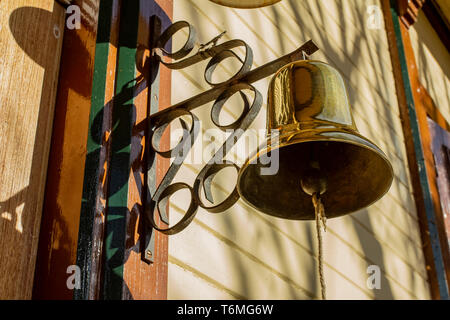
(0, 0, 65, 299)
(32, 0, 101, 300)
(166, 0, 431, 299)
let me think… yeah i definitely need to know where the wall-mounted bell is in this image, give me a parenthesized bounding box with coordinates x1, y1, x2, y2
(237, 60, 394, 220)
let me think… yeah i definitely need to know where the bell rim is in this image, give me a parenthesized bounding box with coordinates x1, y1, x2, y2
(237, 130, 394, 220)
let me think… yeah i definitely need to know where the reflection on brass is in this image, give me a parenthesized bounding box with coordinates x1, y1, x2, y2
(209, 0, 281, 9)
(237, 60, 394, 220)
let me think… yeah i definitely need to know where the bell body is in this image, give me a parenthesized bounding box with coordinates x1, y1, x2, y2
(237, 60, 393, 220)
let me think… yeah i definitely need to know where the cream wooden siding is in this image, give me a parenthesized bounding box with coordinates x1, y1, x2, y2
(167, 0, 430, 299)
(409, 11, 450, 125)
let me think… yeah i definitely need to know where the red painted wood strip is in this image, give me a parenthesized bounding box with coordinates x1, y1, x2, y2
(121, 0, 172, 299)
(32, 0, 101, 299)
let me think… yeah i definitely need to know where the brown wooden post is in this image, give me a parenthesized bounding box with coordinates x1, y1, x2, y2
(381, 0, 450, 299)
(0, 0, 65, 299)
(32, 0, 103, 300)
(399, 17, 450, 292)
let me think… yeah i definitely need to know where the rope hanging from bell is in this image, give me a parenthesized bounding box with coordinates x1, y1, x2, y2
(237, 57, 395, 301)
(312, 192, 327, 300)
(300, 156, 327, 300)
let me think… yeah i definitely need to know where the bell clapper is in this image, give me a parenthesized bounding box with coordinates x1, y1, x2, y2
(300, 158, 327, 300)
(300, 160, 327, 197)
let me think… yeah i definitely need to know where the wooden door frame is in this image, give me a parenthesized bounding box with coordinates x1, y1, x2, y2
(381, 0, 450, 299)
(33, 0, 173, 300)
(32, 0, 103, 299)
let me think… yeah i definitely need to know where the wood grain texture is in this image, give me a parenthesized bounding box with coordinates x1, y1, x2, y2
(32, 0, 100, 300)
(73, 0, 121, 300)
(0, 0, 65, 299)
(86, 0, 120, 300)
(102, 0, 141, 299)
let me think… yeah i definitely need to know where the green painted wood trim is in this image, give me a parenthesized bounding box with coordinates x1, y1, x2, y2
(74, 0, 115, 300)
(102, 0, 140, 300)
(389, 0, 449, 299)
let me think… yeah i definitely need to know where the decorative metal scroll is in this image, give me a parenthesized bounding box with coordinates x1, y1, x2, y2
(146, 19, 318, 236)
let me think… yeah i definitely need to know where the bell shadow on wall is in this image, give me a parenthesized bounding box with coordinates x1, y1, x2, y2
(3, 4, 65, 299)
(10, 1, 108, 300)
(16, 2, 103, 299)
(5, 6, 61, 235)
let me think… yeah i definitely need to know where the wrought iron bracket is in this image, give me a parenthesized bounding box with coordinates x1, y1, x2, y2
(142, 15, 318, 263)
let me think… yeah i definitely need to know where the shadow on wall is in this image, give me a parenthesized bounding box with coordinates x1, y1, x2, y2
(2, 0, 419, 300)
(351, 210, 394, 299)
(285, 0, 401, 299)
(165, 0, 416, 299)
(75, 0, 173, 300)
(0, 4, 63, 299)
(2, 6, 55, 233)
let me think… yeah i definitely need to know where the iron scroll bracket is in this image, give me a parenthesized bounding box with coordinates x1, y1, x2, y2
(142, 15, 318, 263)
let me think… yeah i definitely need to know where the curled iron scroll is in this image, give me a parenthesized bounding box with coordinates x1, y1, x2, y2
(148, 85, 262, 234)
(157, 21, 197, 60)
(203, 41, 253, 86)
(193, 83, 263, 213)
(145, 20, 321, 235)
(146, 21, 264, 234)
(154, 20, 253, 76)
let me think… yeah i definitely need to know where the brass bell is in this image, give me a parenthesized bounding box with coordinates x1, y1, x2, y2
(237, 60, 394, 220)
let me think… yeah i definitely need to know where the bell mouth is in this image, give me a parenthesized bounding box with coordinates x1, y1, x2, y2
(237, 130, 394, 220)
